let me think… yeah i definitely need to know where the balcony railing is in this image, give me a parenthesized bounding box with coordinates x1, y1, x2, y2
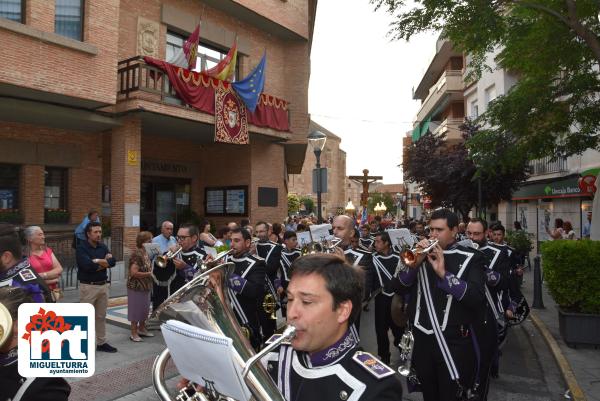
(417, 70, 463, 123)
(118, 56, 184, 105)
(432, 118, 464, 140)
(529, 156, 568, 175)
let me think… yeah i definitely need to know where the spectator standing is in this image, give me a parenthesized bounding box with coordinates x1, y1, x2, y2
(74, 209, 100, 247)
(24, 226, 64, 302)
(546, 218, 565, 240)
(563, 221, 576, 239)
(76, 221, 117, 353)
(582, 211, 592, 239)
(198, 220, 217, 247)
(127, 231, 154, 342)
(215, 226, 230, 248)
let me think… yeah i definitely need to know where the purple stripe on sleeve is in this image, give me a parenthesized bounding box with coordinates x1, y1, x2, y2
(436, 272, 467, 300)
(398, 268, 417, 286)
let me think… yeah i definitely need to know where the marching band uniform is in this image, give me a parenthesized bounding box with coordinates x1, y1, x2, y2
(370, 250, 404, 364)
(151, 234, 178, 311)
(359, 236, 374, 251)
(0, 355, 70, 401)
(256, 240, 282, 340)
(179, 245, 207, 283)
(0, 258, 53, 303)
(225, 251, 266, 349)
(262, 329, 404, 401)
(342, 245, 373, 337)
(393, 242, 486, 401)
(472, 241, 510, 400)
(278, 246, 302, 317)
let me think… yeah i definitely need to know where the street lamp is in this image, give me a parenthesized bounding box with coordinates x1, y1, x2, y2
(308, 130, 327, 223)
(345, 200, 356, 217)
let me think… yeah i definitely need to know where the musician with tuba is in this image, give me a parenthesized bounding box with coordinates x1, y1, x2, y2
(225, 227, 267, 349)
(391, 209, 486, 401)
(263, 254, 403, 401)
(254, 221, 282, 340)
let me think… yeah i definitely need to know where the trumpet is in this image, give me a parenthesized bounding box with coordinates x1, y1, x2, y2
(399, 239, 439, 265)
(263, 293, 277, 320)
(301, 237, 342, 256)
(156, 246, 182, 269)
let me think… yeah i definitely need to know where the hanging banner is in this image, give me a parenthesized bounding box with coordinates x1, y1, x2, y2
(215, 87, 249, 144)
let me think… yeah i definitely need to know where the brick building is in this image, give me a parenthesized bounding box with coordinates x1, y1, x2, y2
(288, 120, 347, 217)
(0, 0, 316, 258)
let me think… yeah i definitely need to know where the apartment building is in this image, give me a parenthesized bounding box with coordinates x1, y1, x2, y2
(0, 0, 316, 256)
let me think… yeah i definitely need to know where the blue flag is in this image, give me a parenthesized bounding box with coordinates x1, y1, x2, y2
(360, 207, 368, 226)
(232, 53, 266, 113)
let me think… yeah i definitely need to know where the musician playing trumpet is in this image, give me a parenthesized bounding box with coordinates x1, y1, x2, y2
(388, 209, 486, 401)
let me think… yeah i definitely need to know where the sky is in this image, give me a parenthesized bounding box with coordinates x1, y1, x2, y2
(309, 1, 439, 184)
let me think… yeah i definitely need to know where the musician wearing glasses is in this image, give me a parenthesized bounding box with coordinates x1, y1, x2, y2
(263, 254, 403, 401)
(391, 209, 486, 401)
(225, 227, 266, 349)
(173, 224, 207, 285)
(254, 221, 282, 340)
(466, 218, 510, 399)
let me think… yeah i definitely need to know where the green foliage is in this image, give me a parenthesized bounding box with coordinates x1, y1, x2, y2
(299, 196, 314, 214)
(288, 193, 301, 214)
(372, 0, 600, 173)
(505, 229, 534, 255)
(0, 209, 22, 224)
(176, 208, 202, 228)
(403, 120, 528, 217)
(101, 219, 111, 238)
(367, 192, 395, 214)
(541, 240, 600, 314)
(44, 209, 70, 224)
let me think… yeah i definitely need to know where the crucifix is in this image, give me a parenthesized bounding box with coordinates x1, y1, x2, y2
(349, 169, 383, 208)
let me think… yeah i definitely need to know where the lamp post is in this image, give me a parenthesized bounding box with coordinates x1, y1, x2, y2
(308, 130, 327, 223)
(345, 200, 356, 218)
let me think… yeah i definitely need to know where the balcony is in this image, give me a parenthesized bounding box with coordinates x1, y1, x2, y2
(416, 70, 463, 123)
(116, 57, 290, 137)
(529, 156, 568, 176)
(432, 118, 464, 142)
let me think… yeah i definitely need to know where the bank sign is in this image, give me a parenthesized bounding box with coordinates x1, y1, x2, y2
(18, 303, 95, 377)
(512, 176, 594, 200)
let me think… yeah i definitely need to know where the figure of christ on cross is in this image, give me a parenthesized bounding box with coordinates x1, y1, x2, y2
(348, 169, 383, 208)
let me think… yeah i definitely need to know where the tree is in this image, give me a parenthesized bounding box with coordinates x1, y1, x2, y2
(403, 119, 529, 219)
(287, 193, 300, 215)
(371, 0, 600, 172)
(367, 192, 396, 215)
(299, 196, 315, 214)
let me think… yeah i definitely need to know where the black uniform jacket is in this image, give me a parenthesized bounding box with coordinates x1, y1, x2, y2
(0, 353, 70, 401)
(393, 243, 486, 334)
(224, 252, 266, 326)
(0, 259, 53, 303)
(279, 247, 301, 286)
(370, 251, 401, 296)
(478, 241, 510, 315)
(262, 330, 403, 401)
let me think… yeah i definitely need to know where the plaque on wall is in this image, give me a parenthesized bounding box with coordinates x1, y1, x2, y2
(205, 186, 248, 216)
(206, 190, 225, 214)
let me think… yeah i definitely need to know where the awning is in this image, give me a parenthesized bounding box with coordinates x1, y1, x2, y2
(412, 116, 432, 143)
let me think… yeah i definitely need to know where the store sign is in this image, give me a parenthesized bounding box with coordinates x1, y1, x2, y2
(141, 159, 196, 178)
(512, 176, 594, 200)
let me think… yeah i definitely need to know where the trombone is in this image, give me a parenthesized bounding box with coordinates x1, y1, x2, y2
(156, 246, 182, 269)
(399, 239, 439, 265)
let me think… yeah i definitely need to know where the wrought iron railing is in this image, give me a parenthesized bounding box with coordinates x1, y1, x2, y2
(528, 156, 568, 175)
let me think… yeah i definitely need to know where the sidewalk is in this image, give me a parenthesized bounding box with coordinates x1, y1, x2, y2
(521, 266, 600, 401)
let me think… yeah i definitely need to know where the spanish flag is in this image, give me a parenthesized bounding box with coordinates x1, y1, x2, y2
(204, 38, 238, 81)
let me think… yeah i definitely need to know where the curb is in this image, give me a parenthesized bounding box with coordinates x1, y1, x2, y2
(529, 310, 587, 401)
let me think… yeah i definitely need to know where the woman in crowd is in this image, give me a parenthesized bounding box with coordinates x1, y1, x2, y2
(24, 226, 64, 302)
(127, 231, 154, 342)
(270, 222, 283, 243)
(563, 221, 576, 239)
(214, 226, 230, 248)
(547, 218, 565, 240)
(198, 220, 217, 247)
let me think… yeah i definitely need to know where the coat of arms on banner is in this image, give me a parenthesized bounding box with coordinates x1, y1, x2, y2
(215, 86, 249, 144)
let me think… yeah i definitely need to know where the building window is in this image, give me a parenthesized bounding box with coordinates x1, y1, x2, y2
(0, 0, 23, 22)
(0, 163, 20, 210)
(44, 168, 68, 223)
(470, 99, 479, 118)
(166, 31, 239, 80)
(484, 85, 497, 109)
(55, 0, 83, 41)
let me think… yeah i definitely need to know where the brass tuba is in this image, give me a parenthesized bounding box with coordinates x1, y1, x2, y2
(0, 303, 12, 349)
(151, 251, 293, 401)
(300, 237, 342, 256)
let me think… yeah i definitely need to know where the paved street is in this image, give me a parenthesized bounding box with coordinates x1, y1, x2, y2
(60, 268, 579, 401)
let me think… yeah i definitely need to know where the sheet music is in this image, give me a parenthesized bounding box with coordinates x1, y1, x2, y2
(296, 231, 313, 247)
(387, 228, 414, 248)
(309, 223, 333, 242)
(161, 320, 251, 401)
